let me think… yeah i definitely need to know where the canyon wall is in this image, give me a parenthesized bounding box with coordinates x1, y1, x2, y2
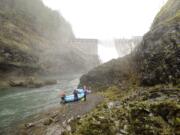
(0, 0, 100, 86)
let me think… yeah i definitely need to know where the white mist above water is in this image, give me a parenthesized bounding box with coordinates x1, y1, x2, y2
(98, 40, 119, 63)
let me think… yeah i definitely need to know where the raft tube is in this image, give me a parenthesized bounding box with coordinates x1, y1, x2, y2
(62, 89, 85, 103)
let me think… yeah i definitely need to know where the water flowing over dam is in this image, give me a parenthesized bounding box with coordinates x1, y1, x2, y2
(98, 39, 119, 63)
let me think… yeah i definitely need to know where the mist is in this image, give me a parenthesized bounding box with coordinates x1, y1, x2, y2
(42, 0, 167, 62)
(98, 40, 118, 63)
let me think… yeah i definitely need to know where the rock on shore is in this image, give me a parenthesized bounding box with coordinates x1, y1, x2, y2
(15, 94, 103, 135)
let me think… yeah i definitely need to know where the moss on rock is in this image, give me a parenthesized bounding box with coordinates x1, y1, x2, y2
(64, 85, 180, 135)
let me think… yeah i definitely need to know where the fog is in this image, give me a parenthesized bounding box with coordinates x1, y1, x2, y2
(43, 0, 168, 39)
(98, 40, 118, 63)
(43, 0, 168, 62)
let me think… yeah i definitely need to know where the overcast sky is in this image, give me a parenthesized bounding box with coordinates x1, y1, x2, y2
(43, 0, 167, 39)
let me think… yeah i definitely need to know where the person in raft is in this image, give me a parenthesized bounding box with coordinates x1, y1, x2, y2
(60, 91, 66, 103)
(83, 86, 87, 101)
(73, 89, 78, 101)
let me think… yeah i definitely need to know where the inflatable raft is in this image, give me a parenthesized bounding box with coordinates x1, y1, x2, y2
(61, 89, 85, 103)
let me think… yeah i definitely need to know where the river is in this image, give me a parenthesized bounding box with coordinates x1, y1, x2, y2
(0, 74, 81, 134)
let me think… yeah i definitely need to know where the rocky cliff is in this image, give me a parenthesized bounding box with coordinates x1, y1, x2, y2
(0, 0, 100, 86)
(134, 0, 180, 85)
(79, 0, 180, 89)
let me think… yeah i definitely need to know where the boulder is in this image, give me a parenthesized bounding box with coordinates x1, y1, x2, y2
(43, 118, 53, 126)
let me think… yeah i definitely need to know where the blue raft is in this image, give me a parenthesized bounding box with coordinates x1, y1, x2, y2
(62, 89, 85, 103)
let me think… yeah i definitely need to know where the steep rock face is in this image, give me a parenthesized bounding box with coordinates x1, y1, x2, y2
(152, 0, 180, 29)
(0, 0, 73, 76)
(79, 0, 180, 89)
(0, 0, 100, 79)
(134, 0, 180, 85)
(79, 56, 133, 90)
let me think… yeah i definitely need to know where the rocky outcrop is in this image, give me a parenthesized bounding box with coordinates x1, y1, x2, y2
(151, 0, 180, 29)
(65, 86, 180, 135)
(0, 0, 72, 76)
(79, 0, 180, 89)
(134, 0, 180, 85)
(8, 77, 56, 88)
(79, 55, 133, 90)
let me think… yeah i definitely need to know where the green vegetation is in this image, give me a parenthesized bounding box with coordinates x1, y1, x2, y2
(64, 85, 180, 135)
(0, 0, 76, 77)
(0, 0, 100, 80)
(79, 55, 135, 91)
(152, 0, 180, 28)
(0, 0, 74, 39)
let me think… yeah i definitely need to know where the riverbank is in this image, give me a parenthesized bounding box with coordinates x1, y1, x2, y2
(62, 85, 180, 135)
(0, 71, 88, 89)
(0, 76, 57, 89)
(15, 93, 103, 135)
(14, 84, 180, 135)
(0, 74, 82, 135)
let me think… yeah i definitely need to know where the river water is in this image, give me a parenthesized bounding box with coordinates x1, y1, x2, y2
(0, 74, 81, 134)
